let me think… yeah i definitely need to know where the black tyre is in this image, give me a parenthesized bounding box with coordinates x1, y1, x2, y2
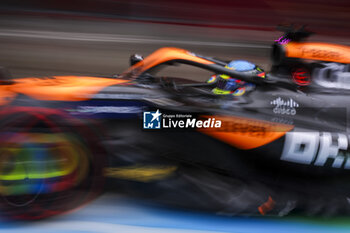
(0, 107, 105, 220)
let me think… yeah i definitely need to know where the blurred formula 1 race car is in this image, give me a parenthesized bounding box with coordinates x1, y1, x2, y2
(1, 26, 350, 219)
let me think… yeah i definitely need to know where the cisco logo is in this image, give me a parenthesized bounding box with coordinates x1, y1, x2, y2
(271, 97, 299, 115)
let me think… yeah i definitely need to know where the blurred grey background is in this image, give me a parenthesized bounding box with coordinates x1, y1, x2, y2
(0, 0, 349, 80)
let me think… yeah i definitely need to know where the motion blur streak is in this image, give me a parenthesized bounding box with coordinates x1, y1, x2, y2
(0, 107, 104, 219)
(8, 221, 227, 233)
(1, 0, 349, 79)
(0, 15, 271, 79)
(0, 29, 269, 48)
(2, 195, 350, 233)
(0, 0, 349, 231)
(0, 0, 350, 36)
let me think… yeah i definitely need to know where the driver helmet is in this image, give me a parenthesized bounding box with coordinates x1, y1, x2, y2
(208, 60, 265, 96)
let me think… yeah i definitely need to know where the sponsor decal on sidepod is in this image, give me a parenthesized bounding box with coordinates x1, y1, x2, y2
(281, 132, 350, 169)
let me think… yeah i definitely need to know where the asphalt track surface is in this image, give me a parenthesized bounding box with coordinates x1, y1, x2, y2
(1, 194, 350, 233)
(1, 15, 350, 233)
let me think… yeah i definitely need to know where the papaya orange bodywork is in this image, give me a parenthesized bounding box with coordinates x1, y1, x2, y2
(0, 48, 213, 104)
(285, 42, 350, 63)
(198, 115, 294, 150)
(122, 47, 214, 78)
(0, 76, 129, 103)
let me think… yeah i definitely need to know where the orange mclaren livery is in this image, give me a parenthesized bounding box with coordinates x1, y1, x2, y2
(1, 26, 350, 219)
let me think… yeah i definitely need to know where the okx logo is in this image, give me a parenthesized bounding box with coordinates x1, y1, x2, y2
(143, 109, 162, 129)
